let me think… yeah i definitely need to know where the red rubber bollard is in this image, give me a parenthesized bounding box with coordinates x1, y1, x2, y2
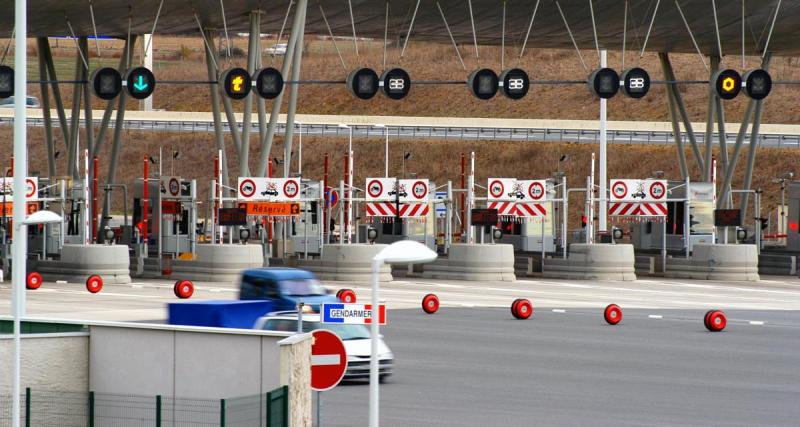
(513, 299, 533, 320)
(338, 289, 356, 303)
(422, 294, 440, 314)
(604, 304, 623, 325)
(174, 280, 194, 299)
(85, 275, 103, 293)
(706, 310, 727, 332)
(335, 289, 343, 300)
(511, 298, 523, 317)
(26, 272, 42, 290)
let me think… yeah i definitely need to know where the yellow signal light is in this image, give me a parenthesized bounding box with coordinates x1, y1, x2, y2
(722, 77, 736, 92)
(232, 75, 244, 93)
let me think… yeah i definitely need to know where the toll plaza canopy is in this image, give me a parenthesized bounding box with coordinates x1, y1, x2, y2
(2, 0, 798, 56)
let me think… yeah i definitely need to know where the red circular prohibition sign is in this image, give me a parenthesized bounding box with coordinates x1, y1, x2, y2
(25, 178, 36, 198)
(311, 329, 348, 391)
(368, 180, 384, 198)
(239, 179, 256, 198)
(412, 180, 427, 199)
(489, 180, 504, 198)
(283, 180, 299, 198)
(528, 182, 544, 200)
(649, 181, 666, 200)
(611, 181, 628, 199)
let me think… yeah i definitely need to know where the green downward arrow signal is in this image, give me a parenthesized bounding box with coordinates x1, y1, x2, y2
(133, 75, 149, 92)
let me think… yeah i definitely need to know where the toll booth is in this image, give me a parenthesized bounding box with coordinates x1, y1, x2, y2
(134, 176, 197, 257)
(361, 178, 436, 249)
(290, 180, 324, 255)
(631, 181, 715, 251)
(484, 178, 557, 252)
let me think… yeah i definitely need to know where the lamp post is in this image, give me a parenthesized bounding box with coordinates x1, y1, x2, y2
(369, 241, 437, 427)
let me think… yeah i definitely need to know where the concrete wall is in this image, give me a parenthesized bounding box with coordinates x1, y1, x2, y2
(0, 333, 89, 394)
(89, 324, 289, 399)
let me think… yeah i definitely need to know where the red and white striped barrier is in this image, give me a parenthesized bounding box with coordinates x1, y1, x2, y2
(365, 202, 429, 218)
(487, 201, 517, 216)
(609, 202, 667, 217)
(515, 202, 547, 217)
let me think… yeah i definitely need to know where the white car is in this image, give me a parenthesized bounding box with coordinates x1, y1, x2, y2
(254, 312, 394, 382)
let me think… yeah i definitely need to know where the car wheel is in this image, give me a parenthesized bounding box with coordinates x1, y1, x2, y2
(85, 275, 103, 294)
(604, 304, 622, 325)
(422, 294, 439, 314)
(706, 310, 727, 332)
(26, 272, 42, 290)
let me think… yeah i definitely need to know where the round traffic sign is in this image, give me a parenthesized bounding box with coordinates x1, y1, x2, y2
(91, 67, 123, 100)
(499, 68, 530, 100)
(611, 181, 628, 199)
(621, 67, 650, 99)
(489, 180, 504, 199)
(168, 178, 180, 197)
(528, 182, 544, 200)
(325, 187, 339, 208)
(222, 67, 252, 100)
(283, 180, 299, 198)
(649, 181, 666, 200)
(411, 180, 427, 200)
(743, 69, 772, 100)
(468, 68, 499, 100)
(239, 179, 256, 198)
(347, 68, 379, 100)
(588, 68, 620, 99)
(125, 67, 156, 100)
(255, 67, 284, 99)
(380, 68, 411, 100)
(310, 329, 348, 391)
(713, 69, 742, 100)
(367, 180, 384, 198)
(0, 65, 14, 99)
(25, 178, 36, 198)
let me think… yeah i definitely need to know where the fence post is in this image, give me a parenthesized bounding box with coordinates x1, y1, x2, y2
(281, 386, 289, 427)
(155, 395, 161, 427)
(220, 398, 226, 427)
(88, 391, 94, 427)
(25, 387, 30, 427)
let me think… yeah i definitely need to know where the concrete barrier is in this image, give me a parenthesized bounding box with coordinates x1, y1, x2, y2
(300, 244, 392, 282)
(160, 244, 264, 282)
(422, 244, 515, 282)
(758, 253, 797, 276)
(34, 244, 132, 284)
(543, 244, 636, 281)
(665, 244, 760, 281)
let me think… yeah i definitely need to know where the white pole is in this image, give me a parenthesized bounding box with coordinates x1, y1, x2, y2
(12, 0, 28, 424)
(589, 153, 595, 244)
(562, 175, 568, 259)
(384, 127, 389, 178)
(466, 152, 475, 243)
(143, 34, 154, 111)
(348, 149, 354, 244)
(599, 49, 608, 232)
(298, 122, 303, 175)
(84, 150, 90, 244)
(368, 258, 381, 427)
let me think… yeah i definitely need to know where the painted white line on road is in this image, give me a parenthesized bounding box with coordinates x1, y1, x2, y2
(648, 315, 663, 319)
(552, 309, 566, 313)
(460, 303, 476, 308)
(749, 321, 765, 325)
(311, 355, 341, 366)
(56, 280, 68, 284)
(131, 285, 143, 289)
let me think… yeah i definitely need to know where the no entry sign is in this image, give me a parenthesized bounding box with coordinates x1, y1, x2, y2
(311, 329, 348, 391)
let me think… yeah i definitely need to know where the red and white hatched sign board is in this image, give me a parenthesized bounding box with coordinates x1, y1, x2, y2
(365, 202, 429, 218)
(487, 178, 518, 216)
(515, 179, 548, 217)
(310, 329, 348, 391)
(365, 178, 396, 202)
(237, 177, 301, 202)
(609, 179, 667, 217)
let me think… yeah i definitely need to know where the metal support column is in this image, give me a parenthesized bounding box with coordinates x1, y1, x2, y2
(93, 42, 133, 159)
(740, 55, 771, 217)
(702, 56, 719, 181)
(257, 0, 309, 177)
(204, 30, 231, 191)
(36, 38, 56, 177)
(283, 1, 308, 177)
(661, 53, 704, 173)
(659, 53, 689, 180)
(714, 94, 729, 205)
(67, 37, 88, 179)
(240, 11, 262, 177)
(41, 38, 71, 151)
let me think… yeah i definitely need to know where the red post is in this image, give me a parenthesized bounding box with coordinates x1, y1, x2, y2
(460, 153, 465, 236)
(142, 156, 149, 244)
(268, 159, 273, 178)
(267, 158, 274, 243)
(323, 153, 329, 241)
(92, 156, 98, 242)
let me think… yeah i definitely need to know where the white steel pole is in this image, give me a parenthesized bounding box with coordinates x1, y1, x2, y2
(298, 122, 303, 175)
(589, 153, 595, 244)
(348, 149, 354, 244)
(368, 258, 381, 427)
(466, 152, 475, 243)
(12, 0, 28, 424)
(385, 127, 389, 178)
(562, 175, 568, 259)
(599, 49, 608, 232)
(84, 150, 90, 244)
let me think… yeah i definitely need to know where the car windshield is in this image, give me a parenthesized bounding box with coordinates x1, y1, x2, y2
(303, 322, 371, 340)
(280, 279, 327, 296)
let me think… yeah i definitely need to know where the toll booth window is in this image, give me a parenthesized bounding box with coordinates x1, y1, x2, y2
(239, 276, 280, 299)
(310, 201, 318, 225)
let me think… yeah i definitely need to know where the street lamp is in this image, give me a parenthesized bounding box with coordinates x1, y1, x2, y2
(374, 124, 388, 177)
(369, 241, 437, 427)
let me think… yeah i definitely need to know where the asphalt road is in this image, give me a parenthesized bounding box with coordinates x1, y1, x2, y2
(323, 307, 800, 427)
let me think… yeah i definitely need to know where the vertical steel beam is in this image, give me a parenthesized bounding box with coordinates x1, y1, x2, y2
(67, 37, 88, 179)
(93, 41, 132, 159)
(240, 11, 261, 177)
(37, 38, 56, 177)
(661, 53, 704, 174)
(257, 0, 308, 177)
(715, 95, 729, 200)
(740, 55, 772, 217)
(82, 39, 94, 164)
(41, 38, 71, 151)
(283, 0, 308, 177)
(702, 56, 719, 181)
(204, 30, 230, 191)
(718, 104, 756, 209)
(658, 52, 688, 180)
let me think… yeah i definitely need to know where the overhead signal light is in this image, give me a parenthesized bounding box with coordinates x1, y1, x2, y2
(588, 68, 620, 99)
(468, 68, 499, 100)
(713, 69, 742, 100)
(222, 67, 252, 100)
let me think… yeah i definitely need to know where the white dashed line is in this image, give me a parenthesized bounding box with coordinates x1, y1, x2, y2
(749, 321, 765, 325)
(648, 315, 663, 319)
(552, 309, 566, 313)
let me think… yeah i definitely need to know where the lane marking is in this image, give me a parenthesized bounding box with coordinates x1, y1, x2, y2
(56, 280, 68, 284)
(552, 309, 566, 313)
(749, 321, 765, 325)
(648, 315, 663, 319)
